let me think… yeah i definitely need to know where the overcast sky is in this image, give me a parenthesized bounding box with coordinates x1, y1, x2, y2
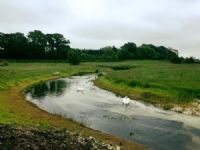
(0, 0, 200, 58)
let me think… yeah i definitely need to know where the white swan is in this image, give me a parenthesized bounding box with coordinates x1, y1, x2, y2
(122, 96, 130, 105)
(77, 87, 84, 92)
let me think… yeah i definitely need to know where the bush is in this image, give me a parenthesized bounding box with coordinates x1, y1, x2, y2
(0, 60, 8, 67)
(184, 57, 196, 63)
(170, 56, 182, 64)
(68, 50, 81, 65)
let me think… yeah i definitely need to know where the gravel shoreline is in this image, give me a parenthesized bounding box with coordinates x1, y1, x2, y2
(0, 125, 119, 150)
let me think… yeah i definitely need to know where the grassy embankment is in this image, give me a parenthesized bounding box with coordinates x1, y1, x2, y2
(0, 62, 146, 150)
(1, 60, 199, 149)
(95, 60, 200, 109)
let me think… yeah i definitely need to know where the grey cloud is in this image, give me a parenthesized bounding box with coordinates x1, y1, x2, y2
(0, 0, 199, 58)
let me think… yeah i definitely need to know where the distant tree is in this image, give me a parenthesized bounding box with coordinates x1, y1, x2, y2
(27, 30, 47, 59)
(0, 33, 5, 58)
(157, 46, 169, 60)
(119, 42, 137, 59)
(118, 48, 130, 60)
(46, 33, 70, 59)
(1, 31, 189, 63)
(0, 32, 28, 59)
(137, 45, 158, 59)
(11, 33, 28, 59)
(168, 50, 178, 61)
(68, 50, 81, 65)
(184, 57, 196, 63)
(101, 46, 118, 61)
(170, 56, 182, 64)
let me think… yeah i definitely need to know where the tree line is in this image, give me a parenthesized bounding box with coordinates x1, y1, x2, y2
(80, 43, 179, 62)
(0, 30, 199, 64)
(0, 30, 70, 60)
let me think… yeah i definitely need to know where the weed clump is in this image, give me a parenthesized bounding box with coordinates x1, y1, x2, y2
(0, 60, 8, 67)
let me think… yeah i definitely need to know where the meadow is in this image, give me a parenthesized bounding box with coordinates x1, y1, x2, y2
(0, 62, 148, 150)
(95, 60, 200, 109)
(0, 60, 199, 149)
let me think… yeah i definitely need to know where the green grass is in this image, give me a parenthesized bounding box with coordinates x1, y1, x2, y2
(1, 60, 198, 150)
(0, 62, 147, 150)
(0, 62, 97, 126)
(0, 62, 96, 90)
(1, 60, 200, 110)
(95, 60, 200, 105)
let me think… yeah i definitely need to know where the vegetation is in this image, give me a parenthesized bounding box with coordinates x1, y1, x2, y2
(80, 44, 180, 62)
(98, 64, 135, 70)
(2, 30, 199, 64)
(0, 60, 199, 148)
(68, 50, 81, 65)
(1, 30, 199, 64)
(0, 62, 146, 150)
(95, 61, 200, 107)
(0, 30, 199, 149)
(0, 30, 70, 60)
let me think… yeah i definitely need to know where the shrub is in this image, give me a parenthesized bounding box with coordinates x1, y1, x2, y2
(0, 60, 8, 67)
(170, 56, 182, 64)
(68, 50, 81, 65)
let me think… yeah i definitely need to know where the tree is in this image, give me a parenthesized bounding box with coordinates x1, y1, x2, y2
(0, 33, 28, 59)
(184, 57, 196, 63)
(120, 42, 137, 59)
(101, 46, 118, 61)
(68, 50, 81, 65)
(27, 30, 47, 59)
(137, 45, 158, 59)
(168, 50, 178, 61)
(170, 56, 182, 64)
(157, 46, 169, 60)
(46, 33, 70, 59)
(0, 33, 5, 58)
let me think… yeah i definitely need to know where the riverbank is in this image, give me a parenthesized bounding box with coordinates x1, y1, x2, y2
(0, 124, 116, 150)
(94, 76, 200, 116)
(0, 62, 147, 150)
(1, 61, 199, 149)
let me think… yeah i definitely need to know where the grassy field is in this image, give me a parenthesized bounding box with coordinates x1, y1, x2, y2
(0, 62, 147, 150)
(95, 60, 200, 109)
(0, 60, 199, 149)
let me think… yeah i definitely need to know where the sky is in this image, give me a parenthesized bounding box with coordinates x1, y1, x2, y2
(0, 0, 200, 58)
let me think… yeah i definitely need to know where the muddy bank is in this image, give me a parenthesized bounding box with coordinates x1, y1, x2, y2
(170, 101, 200, 116)
(0, 125, 118, 150)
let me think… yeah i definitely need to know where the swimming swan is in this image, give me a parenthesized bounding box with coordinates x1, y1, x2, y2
(77, 87, 84, 92)
(122, 96, 130, 105)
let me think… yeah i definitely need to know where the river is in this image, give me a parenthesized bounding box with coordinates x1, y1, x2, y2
(26, 75, 200, 150)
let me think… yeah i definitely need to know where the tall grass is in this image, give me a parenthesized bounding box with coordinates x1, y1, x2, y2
(96, 60, 200, 104)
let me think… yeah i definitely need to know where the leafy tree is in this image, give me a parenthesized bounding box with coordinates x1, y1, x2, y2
(168, 50, 178, 61)
(0, 32, 28, 59)
(68, 50, 81, 65)
(157, 46, 169, 60)
(101, 46, 118, 61)
(170, 56, 182, 64)
(0, 33, 5, 58)
(118, 49, 130, 60)
(46, 33, 70, 59)
(119, 42, 137, 59)
(27, 30, 47, 59)
(184, 57, 196, 63)
(137, 45, 158, 59)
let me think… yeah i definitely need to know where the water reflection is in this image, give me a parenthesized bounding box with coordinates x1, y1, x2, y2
(28, 79, 69, 99)
(26, 75, 200, 150)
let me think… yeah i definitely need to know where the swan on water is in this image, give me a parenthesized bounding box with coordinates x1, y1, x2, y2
(122, 96, 130, 105)
(77, 87, 84, 92)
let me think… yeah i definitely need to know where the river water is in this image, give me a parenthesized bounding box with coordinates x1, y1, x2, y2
(26, 75, 200, 150)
